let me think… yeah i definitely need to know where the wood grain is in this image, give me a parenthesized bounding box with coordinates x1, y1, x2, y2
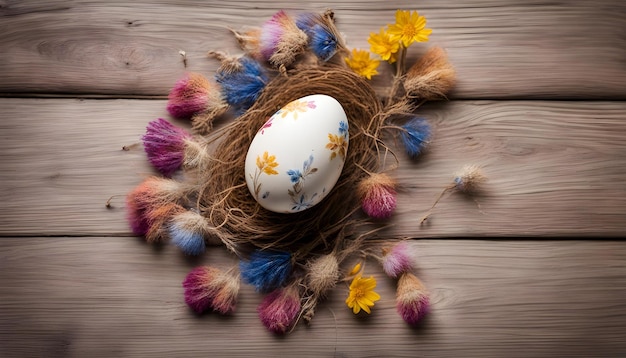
(1, 0, 624, 99)
(1, 238, 625, 358)
(1, 2, 625, 357)
(1, 98, 624, 237)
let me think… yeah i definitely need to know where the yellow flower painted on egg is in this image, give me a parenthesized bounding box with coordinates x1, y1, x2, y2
(251, 151, 279, 199)
(280, 99, 317, 120)
(326, 133, 347, 160)
(256, 151, 279, 175)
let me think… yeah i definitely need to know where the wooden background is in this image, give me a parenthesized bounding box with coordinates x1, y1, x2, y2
(1, 1, 625, 357)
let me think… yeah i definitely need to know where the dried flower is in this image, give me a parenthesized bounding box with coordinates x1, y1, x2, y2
(168, 210, 211, 256)
(126, 177, 186, 237)
(181, 139, 210, 170)
(207, 51, 244, 74)
(296, 11, 343, 61)
(345, 49, 380, 80)
(357, 172, 397, 219)
(404, 46, 456, 100)
(240, 250, 292, 292)
(144, 202, 185, 243)
(381, 241, 414, 278)
(142, 118, 192, 177)
(166, 72, 224, 119)
(260, 10, 309, 67)
(368, 27, 399, 63)
(399, 117, 432, 159)
(420, 164, 487, 224)
(396, 272, 429, 325)
(346, 273, 381, 314)
(258, 284, 301, 334)
(215, 56, 268, 115)
(182, 266, 240, 314)
(211, 276, 241, 315)
(306, 254, 340, 297)
(454, 164, 487, 193)
(387, 10, 432, 48)
(301, 253, 341, 322)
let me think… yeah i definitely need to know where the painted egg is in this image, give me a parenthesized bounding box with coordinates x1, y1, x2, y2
(244, 94, 349, 213)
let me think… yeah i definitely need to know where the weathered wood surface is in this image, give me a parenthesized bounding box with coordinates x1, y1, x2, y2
(1, 0, 625, 99)
(1, 99, 625, 237)
(1, 238, 625, 358)
(2, 0, 626, 357)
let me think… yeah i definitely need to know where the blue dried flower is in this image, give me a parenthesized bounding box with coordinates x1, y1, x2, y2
(400, 117, 432, 159)
(215, 56, 268, 114)
(240, 250, 292, 292)
(309, 24, 338, 61)
(296, 13, 338, 61)
(169, 223, 206, 256)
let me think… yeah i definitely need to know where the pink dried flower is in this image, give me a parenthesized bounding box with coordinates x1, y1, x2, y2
(183, 266, 220, 313)
(357, 173, 397, 219)
(182, 266, 240, 315)
(257, 284, 301, 334)
(167, 72, 225, 119)
(259, 10, 308, 67)
(142, 118, 192, 177)
(381, 241, 414, 278)
(396, 272, 430, 325)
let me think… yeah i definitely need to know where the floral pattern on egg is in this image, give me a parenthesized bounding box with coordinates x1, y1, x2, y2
(287, 155, 319, 212)
(245, 94, 349, 213)
(277, 99, 317, 119)
(250, 151, 279, 200)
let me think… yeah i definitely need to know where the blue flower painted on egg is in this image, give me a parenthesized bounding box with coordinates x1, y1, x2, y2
(287, 169, 303, 184)
(338, 120, 349, 136)
(286, 155, 319, 210)
(292, 193, 319, 212)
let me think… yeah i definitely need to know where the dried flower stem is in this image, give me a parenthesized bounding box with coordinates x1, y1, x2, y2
(105, 194, 125, 208)
(419, 184, 455, 224)
(179, 50, 188, 68)
(122, 142, 140, 151)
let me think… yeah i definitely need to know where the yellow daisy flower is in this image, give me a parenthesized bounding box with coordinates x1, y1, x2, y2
(344, 49, 380, 80)
(387, 10, 432, 47)
(346, 274, 381, 314)
(368, 27, 400, 63)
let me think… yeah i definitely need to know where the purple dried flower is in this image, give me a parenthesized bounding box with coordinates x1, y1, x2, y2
(142, 118, 191, 177)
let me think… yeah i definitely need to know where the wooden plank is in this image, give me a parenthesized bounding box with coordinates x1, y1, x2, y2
(1, 98, 625, 237)
(1, 1, 624, 99)
(0, 238, 625, 357)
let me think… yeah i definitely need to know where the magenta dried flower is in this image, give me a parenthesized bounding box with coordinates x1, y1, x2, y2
(257, 284, 301, 334)
(396, 272, 430, 325)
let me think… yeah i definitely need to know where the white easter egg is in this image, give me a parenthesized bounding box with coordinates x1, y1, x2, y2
(244, 94, 349, 213)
